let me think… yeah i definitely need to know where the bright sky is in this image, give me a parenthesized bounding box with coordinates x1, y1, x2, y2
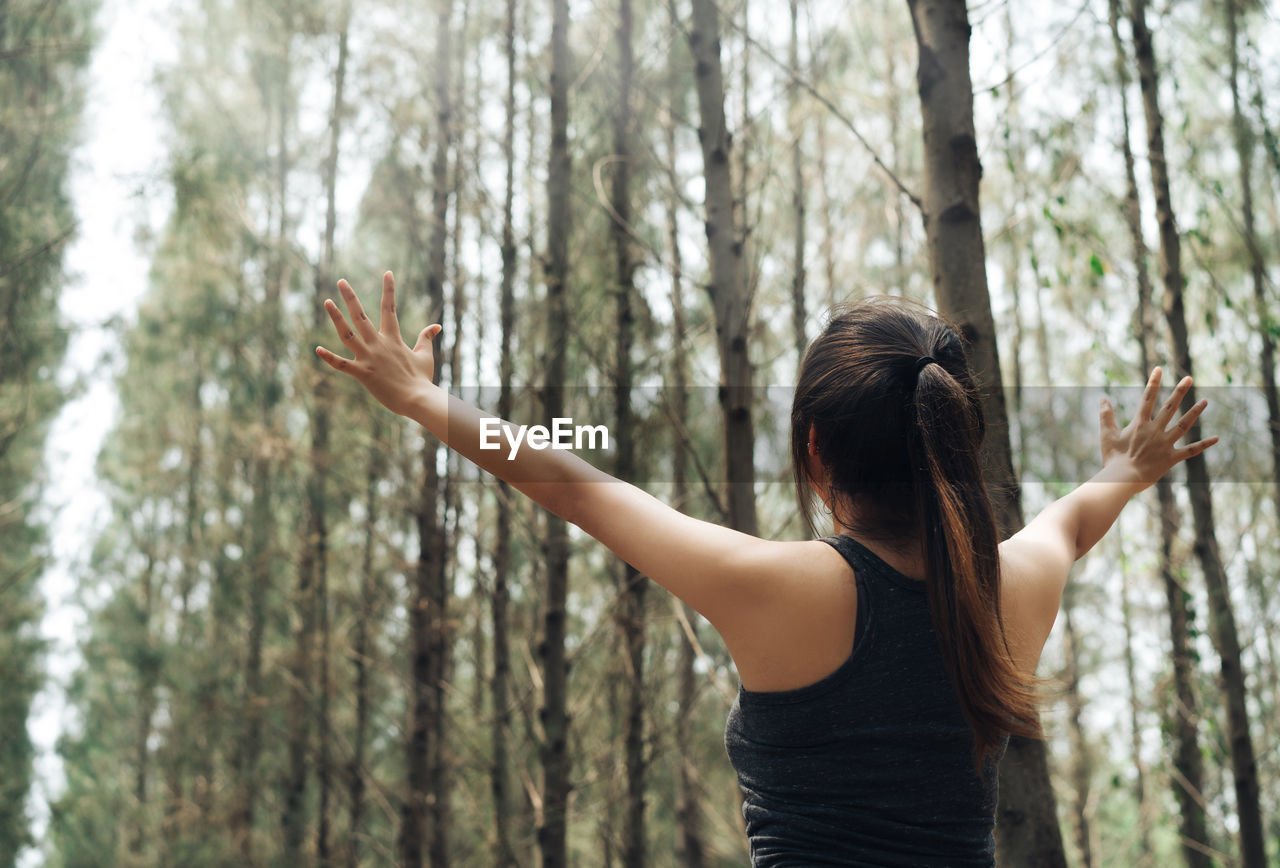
(22, 0, 174, 862)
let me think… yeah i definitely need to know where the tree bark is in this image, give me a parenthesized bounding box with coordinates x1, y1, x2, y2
(284, 8, 348, 860)
(664, 94, 706, 868)
(402, 2, 454, 864)
(540, 0, 573, 861)
(161, 355, 207, 845)
(788, 0, 806, 364)
(1061, 605, 1093, 868)
(815, 113, 837, 309)
(904, 2, 1066, 865)
(130, 542, 158, 858)
(1128, 0, 1267, 863)
(610, 1, 647, 864)
(886, 0, 907, 297)
(686, 0, 758, 536)
(1028, 236, 1093, 868)
(1105, 0, 1200, 861)
(1117, 547, 1154, 863)
(346, 417, 383, 868)
(234, 23, 293, 858)
(437, 0, 469, 851)
(315, 13, 347, 862)
(489, 0, 518, 862)
(999, 1, 1025, 475)
(1226, 0, 1280, 530)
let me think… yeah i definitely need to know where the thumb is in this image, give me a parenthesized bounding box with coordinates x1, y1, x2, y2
(414, 323, 443, 352)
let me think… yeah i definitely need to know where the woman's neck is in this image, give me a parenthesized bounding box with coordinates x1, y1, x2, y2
(831, 517, 928, 581)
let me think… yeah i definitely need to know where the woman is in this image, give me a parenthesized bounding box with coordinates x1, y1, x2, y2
(316, 273, 1218, 866)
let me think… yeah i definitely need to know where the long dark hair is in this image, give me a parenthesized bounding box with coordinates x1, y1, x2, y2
(790, 298, 1040, 769)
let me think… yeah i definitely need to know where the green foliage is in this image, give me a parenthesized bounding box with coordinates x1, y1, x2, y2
(0, 0, 97, 861)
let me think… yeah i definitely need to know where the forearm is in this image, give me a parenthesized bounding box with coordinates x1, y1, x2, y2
(1039, 460, 1147, 561)
(402, 382, 616, 522)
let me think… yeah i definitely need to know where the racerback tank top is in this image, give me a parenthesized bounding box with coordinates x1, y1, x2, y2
(723, 534, 1004, 867)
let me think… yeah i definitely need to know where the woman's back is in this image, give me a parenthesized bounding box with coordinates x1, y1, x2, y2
(724, 534, 1002, 867)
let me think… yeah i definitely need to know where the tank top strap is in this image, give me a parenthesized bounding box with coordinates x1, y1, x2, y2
(818, 536, 877, 646)
(819, 534, 928, 595)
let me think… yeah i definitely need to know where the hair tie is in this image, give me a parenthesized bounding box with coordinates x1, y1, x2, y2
(913, 356, 937, 377)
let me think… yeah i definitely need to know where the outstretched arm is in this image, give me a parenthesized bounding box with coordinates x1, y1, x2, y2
(314, 273, 787, 629)
(999, 367, 1219, 661)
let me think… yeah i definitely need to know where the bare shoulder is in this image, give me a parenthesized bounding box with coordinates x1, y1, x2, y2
(716, 539, 860, 692)
(725, 538, 852, 607)
(998, 532, 1072, 675)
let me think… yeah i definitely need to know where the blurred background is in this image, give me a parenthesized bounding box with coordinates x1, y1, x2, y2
(2, 0, 1279, 864)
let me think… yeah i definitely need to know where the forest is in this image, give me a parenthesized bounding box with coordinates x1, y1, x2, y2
(3, 0, 1279, 864)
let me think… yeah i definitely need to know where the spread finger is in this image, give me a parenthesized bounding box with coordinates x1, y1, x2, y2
(326, 299, 363, 352)
(339, 279, 378, 341)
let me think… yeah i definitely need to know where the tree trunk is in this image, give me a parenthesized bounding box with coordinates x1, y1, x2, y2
(315, 13, 347, 862)
(1028, 240, 1092, 868)
(1117, 544, 1154, 863)
(788, 0, 806, 363)
(284, 8, 347, 860)
(234, 25, 293, 858)
(1128, 0, 1267, 863)
(176, 355, 208, 839)
(437, 0, 469, 851)
(402, 2, 454, 864)
(1061, 604, 1093, 868)
(664, 97, 706, 868)
(489, 0, 518, 862)
(999, 1, 1025, 476)
(609, 1, 647, 864)
(540, 0, 573, 861)
(814, 113, 837, 309)
(904, 3, 1066, 864)
(165, 357, 207, 843)
(886, 0, 907, 297)
(1156, 480, 1211, 868)
(1227, 0, 1280, 528)
(686, 0, 758, 537)
(1105, 0, 1200, 861)
(737, 0, 750, 253)
(346, 416, 383, 868)
(1244, 558, 1280, 778)
(130, 542, 158, 857)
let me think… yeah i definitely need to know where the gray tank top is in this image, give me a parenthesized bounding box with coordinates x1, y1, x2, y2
(723, 534, 1003, 867)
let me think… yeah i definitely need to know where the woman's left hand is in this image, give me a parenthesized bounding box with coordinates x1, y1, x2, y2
(315, 271, 442, 417)
(1098, 366, 1218, 486)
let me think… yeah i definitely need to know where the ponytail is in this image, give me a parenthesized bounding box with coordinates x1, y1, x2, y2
(791, 299, 1042, 775)
(911, 362, 1040, 770)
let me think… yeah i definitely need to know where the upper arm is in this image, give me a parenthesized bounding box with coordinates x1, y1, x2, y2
(561, 479, 788, 632)
(998, 505, 1078, 672)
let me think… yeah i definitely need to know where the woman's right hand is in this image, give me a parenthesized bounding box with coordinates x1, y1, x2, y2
(1099, 366, 1219, 486)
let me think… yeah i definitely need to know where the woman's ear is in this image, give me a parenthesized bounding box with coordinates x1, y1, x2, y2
(805, 425, 832, 507)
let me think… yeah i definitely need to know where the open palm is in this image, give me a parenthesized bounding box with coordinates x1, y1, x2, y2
(1099, 366, 1218, 483)
(315, 271, 442, 417)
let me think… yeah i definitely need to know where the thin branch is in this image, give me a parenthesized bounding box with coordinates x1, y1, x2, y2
(0, 41, 93, 61)
(0, 224, 78, 282)
(703, 0, 922, 210)
(971, 0, 1091, 95)
(656, 390, 729, 524)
